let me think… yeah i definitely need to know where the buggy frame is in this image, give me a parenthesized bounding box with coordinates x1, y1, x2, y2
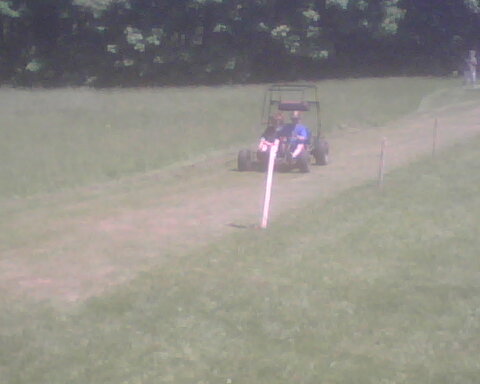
(238, 83, 329, 173)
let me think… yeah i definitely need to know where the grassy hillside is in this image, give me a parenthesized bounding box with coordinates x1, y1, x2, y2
(0, 77, 458, 199)
(2, 133, 479, 384)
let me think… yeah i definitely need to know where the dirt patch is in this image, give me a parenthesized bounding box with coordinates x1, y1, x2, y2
(1, 103, 480, 303)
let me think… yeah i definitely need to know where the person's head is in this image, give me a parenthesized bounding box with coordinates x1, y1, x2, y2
(291, 110, 300, 123)
(268, 112, 284, 127)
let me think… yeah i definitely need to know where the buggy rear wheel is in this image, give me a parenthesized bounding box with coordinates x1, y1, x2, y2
(296, 150, 310, 173)
(256, 150, 269, 171)
(312, 137, 329, 165)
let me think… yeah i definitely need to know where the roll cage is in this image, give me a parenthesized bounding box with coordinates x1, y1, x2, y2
(260, 83, 322, 137)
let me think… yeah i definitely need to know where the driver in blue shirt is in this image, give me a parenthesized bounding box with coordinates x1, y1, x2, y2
(288, 111, 310, 158)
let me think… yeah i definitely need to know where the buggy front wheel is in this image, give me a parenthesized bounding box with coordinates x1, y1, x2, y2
(238, 149, 253, 171)
(312, 137, 329, 165)
(296, 151, 310, 173)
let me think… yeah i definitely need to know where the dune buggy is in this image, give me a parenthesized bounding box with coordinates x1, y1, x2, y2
(237, 83, 329, 173)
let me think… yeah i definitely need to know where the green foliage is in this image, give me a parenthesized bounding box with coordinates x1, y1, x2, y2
(380, 0, 406, 35)
(73, 0, 122, 13)
(464, 0, 480, 13)
(0, 0, 479, 86)
(25, 59, 43, 72)
(327, 0, 349, 9)
(0, 1, 19, 17)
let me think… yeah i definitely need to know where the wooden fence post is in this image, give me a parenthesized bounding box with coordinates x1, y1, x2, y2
(378, 137, 387, 189)
(432, 118, 438, 157)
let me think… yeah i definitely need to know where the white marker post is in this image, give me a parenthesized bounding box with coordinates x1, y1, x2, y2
(261, 139, 279, 229)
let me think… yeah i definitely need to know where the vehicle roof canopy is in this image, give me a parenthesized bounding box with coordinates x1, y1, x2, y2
(277, 102, 310, 111)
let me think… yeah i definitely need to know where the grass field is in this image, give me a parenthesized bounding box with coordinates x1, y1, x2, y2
(2, 77, 480, 383)
(2, 134, 480, 383)
(0, 77, 459, 199)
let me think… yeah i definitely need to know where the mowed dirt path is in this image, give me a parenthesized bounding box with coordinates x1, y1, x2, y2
(2, 102, 480, 303)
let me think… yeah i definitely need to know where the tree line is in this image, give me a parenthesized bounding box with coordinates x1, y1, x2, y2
(0, 0, 479, 87)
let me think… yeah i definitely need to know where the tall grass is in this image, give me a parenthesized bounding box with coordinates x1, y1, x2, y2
(0, 77, 459, 199)
(2, 134, 479, 384)
(0, 86, 261, 198)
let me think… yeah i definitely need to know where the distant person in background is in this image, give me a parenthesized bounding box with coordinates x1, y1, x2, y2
(464, 50, 477, 87)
